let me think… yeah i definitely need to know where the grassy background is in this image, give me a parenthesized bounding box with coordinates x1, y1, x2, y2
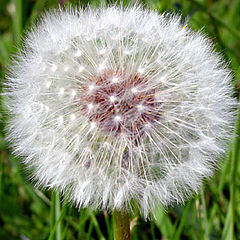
(0, 0, 240, 239)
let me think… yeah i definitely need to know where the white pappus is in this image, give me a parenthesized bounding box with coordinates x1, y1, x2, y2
(5, 5, 237, 218)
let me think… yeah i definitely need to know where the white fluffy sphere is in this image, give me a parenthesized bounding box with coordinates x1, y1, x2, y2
(5, 6, 236, 217)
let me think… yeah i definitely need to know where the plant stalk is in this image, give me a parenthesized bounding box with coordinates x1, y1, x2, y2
(113, 210, 131, 240)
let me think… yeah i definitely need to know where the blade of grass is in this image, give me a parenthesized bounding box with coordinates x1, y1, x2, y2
(196, 197, 204, 240)
(78, 208, 86, 239)
(12, 0, 23, 44)
(89, 211, 106, 240)
(188, 0, 240, 39)
(154, 207, 175, 239)
(25, 0, 47, 28)
(61, 220, 69, 240)
(208, 152, 232, 233)
(208, 202, 217, 228)
(222, 108, 240, 240)
(103, 211, 112, 240)
(190, 199, 199, 240)
(222, 203, 232, 240)
(55, 192, 61, 240)
(0, 37, 10, 64)
(200, 188, 209, 240)
(66, 209, 90, 233)
(173, 200, 192, 240)
(49, 195, 68, 240)
(229, 112, 240, 239)
(78, 208, 94, 239)
(0, 152, 3, 199)
(50, 192, 56, 239)
(86, 220, 94, 240)
(150, 220, 155, 240)
(234, 66, 240, 85)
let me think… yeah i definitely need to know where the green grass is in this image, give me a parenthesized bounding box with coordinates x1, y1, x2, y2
(0, 0, 240, 239)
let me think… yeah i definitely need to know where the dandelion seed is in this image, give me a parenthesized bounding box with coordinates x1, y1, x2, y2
(137, 104, 144, 111)
(111, 77, 119, 83)
(109, 95, 117, 103)
(99, 62, 105, 71)
(45, 81, 52, 89)
(88, 103, 94, 110)
(58, 116, 64, 125)
(70, 114, 76, 121)
(58, 87, 65, 96)
(51, 64, 57, 72)
(98, 49, 106, 55)
(5, 5, 236, 219)
(75, 50, 82, 57)
(63, 66, 69, 72)
(137, 68, 145, 74)
(78, 65, 84, 73)
(71, 89, 76, 97)
(90, 122, 96, 130)
(88, 84, 94, 91)
(131, 87, 138, 93)
(114, 115, 122, 122)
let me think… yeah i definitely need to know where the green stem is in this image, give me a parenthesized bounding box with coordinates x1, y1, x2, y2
(113, 210, 131, 240)
(55, 193, 61, 240)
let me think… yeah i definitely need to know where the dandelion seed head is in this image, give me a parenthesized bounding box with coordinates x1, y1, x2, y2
(5, 5, 237, 218)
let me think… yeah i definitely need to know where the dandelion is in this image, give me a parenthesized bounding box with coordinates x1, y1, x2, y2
(5, 5, 236, 239)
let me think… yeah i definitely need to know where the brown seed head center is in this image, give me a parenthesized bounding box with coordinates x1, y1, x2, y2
(80, 71, 159, 137)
